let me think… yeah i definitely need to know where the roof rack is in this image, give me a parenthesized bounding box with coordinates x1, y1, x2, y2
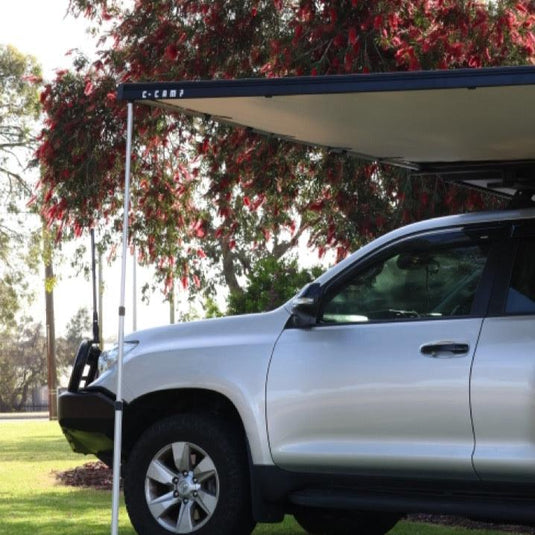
(412, 161, 535, 199)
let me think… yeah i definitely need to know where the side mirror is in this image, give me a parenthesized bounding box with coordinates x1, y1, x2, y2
(291, 282, 322, 327)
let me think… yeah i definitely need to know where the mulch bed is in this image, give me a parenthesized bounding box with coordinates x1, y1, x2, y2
(54, 461, 119, 491)
(54, 463, 535, 533)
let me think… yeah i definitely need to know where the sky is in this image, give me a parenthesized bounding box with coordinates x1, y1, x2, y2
(0, 1, 97, 79)
(0, 0, 174, 341)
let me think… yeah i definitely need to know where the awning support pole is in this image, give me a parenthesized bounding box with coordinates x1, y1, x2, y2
(111, 101, 134, 535)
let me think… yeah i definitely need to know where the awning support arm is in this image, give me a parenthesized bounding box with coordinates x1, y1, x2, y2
(111, 100, 134, 535)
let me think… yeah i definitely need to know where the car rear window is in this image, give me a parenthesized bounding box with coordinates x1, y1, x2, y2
(506, 239, 535, 314)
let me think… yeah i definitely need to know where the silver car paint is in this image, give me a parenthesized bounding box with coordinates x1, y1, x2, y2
(472, 315, 535, 481)
(92, 309, 290, 465)
(267, 318, 482, 478)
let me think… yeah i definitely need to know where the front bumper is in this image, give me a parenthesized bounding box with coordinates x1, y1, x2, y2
(58, 389, 116, 462)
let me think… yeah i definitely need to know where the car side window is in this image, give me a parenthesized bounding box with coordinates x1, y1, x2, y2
(320, 238, 490, 324)
(506, 239, 535, 314)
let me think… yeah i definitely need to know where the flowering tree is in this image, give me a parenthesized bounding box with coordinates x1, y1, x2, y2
(36, 0, 535, 300)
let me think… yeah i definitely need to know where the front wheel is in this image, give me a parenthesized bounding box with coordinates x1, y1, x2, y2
(294, 508, 401, 535)
(124, 413, 256, 535)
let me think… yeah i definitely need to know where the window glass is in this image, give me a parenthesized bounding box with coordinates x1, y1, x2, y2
(506, 239, 535, 314)
(321, 241, 489, 324)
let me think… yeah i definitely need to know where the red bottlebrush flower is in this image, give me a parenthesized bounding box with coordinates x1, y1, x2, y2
(329, 8, 338, 24)
(309, 200, 324, 212)
(374, 15, 383, 30)
(84, 80, 94, 96)
(202, 137, 210, 153)
(344, 51, 353, 72)
(165, 44, 178, 61)
(333, 33, 345, 47)
(348, 27, 358, 45)
(192, 219, 206, 238)
(22, 74, 43, 84)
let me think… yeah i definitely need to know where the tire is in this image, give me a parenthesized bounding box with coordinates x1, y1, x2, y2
(124, 413, 256, 535)
(294, 508, 401, 535)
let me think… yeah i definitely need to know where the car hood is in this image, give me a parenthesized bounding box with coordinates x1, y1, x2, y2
(124, 305, 290, 351)
(93, 305, 291, 397)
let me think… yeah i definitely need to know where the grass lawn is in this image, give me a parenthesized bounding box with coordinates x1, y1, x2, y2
(0, 419, 530, 535)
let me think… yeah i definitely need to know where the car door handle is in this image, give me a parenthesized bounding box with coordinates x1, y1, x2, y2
(420, 342, 470, 358)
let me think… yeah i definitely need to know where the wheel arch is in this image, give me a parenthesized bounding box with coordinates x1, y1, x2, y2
(123, 388, 245, 458)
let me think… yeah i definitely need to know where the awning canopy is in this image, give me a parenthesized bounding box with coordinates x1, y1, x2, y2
(118, 66, 535, 197)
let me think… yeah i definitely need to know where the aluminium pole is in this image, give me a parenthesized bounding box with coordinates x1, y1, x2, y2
(133, 245, 137, 332)
(111, 101, 134, 535)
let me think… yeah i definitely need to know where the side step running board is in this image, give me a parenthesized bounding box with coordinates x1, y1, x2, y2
(289, 488, 535, 524)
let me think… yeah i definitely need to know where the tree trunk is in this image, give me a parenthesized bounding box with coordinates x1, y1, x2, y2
(221, 242, 243, 296)
(43, 227, 57, 420)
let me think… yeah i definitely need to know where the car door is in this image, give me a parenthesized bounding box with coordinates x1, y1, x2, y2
(471, 223, 535, 482)
(267, 226, 500, 479)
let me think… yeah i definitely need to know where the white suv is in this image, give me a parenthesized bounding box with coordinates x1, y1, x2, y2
(59, 205, 535, 535)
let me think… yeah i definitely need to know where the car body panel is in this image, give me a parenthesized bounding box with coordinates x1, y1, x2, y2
(91, 308, 290, 465)
(472, 315, 535, 481)
(267, 318, 482, 479)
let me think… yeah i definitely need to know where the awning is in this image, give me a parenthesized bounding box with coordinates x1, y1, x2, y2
(119, 66, 535, 197)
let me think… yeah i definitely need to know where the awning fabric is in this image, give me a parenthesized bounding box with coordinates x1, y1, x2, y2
(119, 66, 535, 197)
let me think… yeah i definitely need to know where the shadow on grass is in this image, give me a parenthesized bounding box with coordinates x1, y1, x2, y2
(0, 489, 523, 535)
(0, 487, 308, 535)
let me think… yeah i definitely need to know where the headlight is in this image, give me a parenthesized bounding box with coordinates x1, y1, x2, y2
(98, 341, 138, 375)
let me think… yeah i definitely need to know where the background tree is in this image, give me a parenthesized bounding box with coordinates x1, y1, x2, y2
(0, 306, 92, 413)
(36, 1, 533, 306)
(0, 319, 46, 412)
(56, 307, 92, 371)
(228, 256, 322, 314)
(0, 44, 41, 326)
